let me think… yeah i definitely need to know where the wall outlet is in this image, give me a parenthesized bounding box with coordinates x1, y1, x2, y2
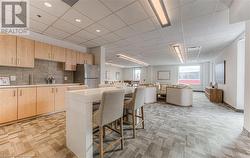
(10, 75, 16, 81)
(64, 76, 68, 81)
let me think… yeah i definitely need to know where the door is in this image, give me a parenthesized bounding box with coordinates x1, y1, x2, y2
(17, 37, 35, 68)
(52, 45, 65, 62)
(18, 87, 37, 119)
(54, 86, 67, 112)
(0, 88, 17, 123)
(37, 87, 55, 115)
(0, 35, 17, 67)
(35, 41, 52, 60)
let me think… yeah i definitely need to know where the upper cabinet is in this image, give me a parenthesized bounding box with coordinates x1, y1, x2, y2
(51, 46, 65, 62)
(65, 49, 77, 71)
(0, 35, 17, 67)
(17, 37, 35, 68)
(77, 52, 94, 65)
(35, 41, 52, 61)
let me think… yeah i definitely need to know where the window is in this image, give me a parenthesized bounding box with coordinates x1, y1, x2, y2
(133, 68, 141, 81)
(178, 66, 201, 85)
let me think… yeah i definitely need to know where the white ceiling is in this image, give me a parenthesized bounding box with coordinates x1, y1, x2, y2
(29, 0, 245, 66)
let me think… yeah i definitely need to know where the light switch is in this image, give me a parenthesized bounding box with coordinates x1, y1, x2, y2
(10, 76, 16, 81)
(64, 76, 68, 81)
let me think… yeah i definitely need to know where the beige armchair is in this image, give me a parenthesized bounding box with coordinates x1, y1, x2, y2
(93, 89, 125, 158)
(124, 87, 145, 138)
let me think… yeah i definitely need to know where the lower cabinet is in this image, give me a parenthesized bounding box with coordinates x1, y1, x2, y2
(55, 86, 67, 112)
(37, 87, 55, 115)
(18, 87, 37, 119)
(0, 88, 18, 123)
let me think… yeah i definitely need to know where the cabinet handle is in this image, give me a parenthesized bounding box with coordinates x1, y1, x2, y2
(18, 58, 20, 65)
(48, 53, 51, 59)
(20, 89, 22, 96)
(13, 90, 16, 97)
(11, 57, 13, 64)
(52, 88, 54, 93)
(56, 88, 58, 93)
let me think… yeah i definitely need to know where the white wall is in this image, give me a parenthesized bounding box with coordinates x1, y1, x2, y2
(105, 65, 123, 81)
(244, 21, 250, 132)
(213, 35, 245, 109)
(237, 39, 245, 110)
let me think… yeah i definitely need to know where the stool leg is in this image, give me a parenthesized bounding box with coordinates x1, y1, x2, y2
(120, 118, 124, 150)
(99, 126, 104, 158)
(141, 106, 145, 129)
(132, 111, 136, 139)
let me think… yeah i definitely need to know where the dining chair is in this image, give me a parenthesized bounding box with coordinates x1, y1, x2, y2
(124, 87, 145, 138)
(93, 89, 125, 158)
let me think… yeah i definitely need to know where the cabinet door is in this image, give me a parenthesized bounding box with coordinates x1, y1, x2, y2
(37, 87, 55, 115)
(17, 37, 35, 68)
(18, 87, 37, 119)
(86, 54, 94, 65)
(52, 45, 65, 62)
(54, 86, 67, 112)
(0, 88, 17, 123)
(0, 35, 17, 67)
(77, 52, 84, 64)
(35, 41, 52, 60)
(65, 49, 77, 71)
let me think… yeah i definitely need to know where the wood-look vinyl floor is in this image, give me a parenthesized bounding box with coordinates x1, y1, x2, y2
(0, 93, 250, 158)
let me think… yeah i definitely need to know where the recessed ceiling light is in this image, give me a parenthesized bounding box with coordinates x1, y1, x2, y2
(96, 29, 101, 33)
(44, 2, 52, 7)
(148, 0, 171, 27)
(75, 18, 81, 23)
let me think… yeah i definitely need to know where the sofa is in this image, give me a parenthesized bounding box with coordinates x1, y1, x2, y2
(166, 86, 193, 106)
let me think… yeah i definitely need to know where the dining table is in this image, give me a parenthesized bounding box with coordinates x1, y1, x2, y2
(65, 87, 135, 158)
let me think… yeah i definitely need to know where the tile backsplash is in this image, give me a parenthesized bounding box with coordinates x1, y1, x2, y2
(0, 60, 73, 85)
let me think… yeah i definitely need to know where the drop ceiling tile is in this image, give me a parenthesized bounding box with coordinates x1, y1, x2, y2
(30, 0, 70, 17)
(30, 6, 57, 25)
(29, 19, 48, 33)
(84, 23, 110, 36)
(61, 9, 94, 28)
(65, 34, 88, 44)
(81, 41, 99, 48)
(130, 19, 155, 33)
(74, 0, 112, 21)
(90, 37, 109, 45)
(53, 19, 81, 34)
(100, 0, 135, 11)
(114, 26, 137, 38)
(44, 27, 70, 39)
(116, 2, 148, 25)
(77, 30, 97, 41)
(101, 33, 121, 43)
(98, 14, 127, 31)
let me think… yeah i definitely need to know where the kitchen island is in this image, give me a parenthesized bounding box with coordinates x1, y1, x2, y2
(65, 87, 134, 158)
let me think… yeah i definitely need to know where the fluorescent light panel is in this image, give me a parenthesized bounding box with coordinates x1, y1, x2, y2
(116, 54, 149, 66)
(172, 45, 184, 63)
(148, 0, 171, 27)
(105, 62, 125, 68)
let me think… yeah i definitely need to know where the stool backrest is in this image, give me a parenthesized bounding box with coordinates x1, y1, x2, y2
(132, 87, 145, 110)
(99, 89, 125, 126)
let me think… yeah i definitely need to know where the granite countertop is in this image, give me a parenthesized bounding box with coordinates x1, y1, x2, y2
(0, 83, 81, 89)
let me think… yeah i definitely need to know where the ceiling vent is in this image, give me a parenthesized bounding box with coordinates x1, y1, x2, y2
(186, 46, 202, 62)
(61, 0, 79, 7)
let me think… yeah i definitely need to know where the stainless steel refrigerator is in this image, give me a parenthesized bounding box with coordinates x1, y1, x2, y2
(74, 64, 100, 88)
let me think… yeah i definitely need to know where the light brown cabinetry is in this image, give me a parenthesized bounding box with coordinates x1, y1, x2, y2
(0, 88, 18, 123)
(17, 87, 37, 119)
(77, 52, 94, 65)
(17, 37, 35, 68)
(54, 86, 67, 112)
(51, 45, 65, 62)
(37, 87, 55, 115)
(205, 87, 223, 103)
(0, 35, 17, 67)
(35, 41, 52, 60)
(65, 49, 77, 71)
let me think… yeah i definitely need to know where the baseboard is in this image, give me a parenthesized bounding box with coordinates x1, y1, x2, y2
(223, 101, 244, 113)
(193, 90, 204, 92)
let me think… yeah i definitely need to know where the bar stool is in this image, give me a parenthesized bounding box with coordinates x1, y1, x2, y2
(93, 89, 125, 158)
(124, 87, 145, 138)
